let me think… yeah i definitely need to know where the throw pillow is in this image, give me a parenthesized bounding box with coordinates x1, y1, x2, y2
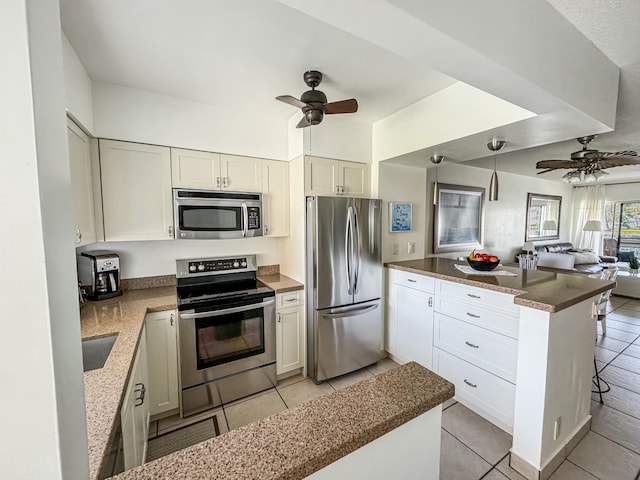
(569, 251, 601, 265)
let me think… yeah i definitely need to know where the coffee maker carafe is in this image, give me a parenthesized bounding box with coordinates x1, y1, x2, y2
(77, 251, 123, 301)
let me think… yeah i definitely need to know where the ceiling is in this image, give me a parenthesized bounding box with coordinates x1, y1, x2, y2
(60, 0, 640, 184)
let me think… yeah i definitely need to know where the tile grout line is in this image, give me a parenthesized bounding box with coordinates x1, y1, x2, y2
(588, 426, 640, 458)
(564, 458, 602, 479)
(440, 424, 501, 469)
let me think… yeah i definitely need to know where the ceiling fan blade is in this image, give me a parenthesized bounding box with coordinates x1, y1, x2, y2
(276, 95, 309, 109)
(536, 159, 587, 170)
(296, 116, 311, 128)
(597, 157, 640, 169)
(324, 99, 358, 114)
(598, 151, 638, 159)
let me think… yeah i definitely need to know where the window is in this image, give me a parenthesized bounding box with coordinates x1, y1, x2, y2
(604, 201, 640, 259)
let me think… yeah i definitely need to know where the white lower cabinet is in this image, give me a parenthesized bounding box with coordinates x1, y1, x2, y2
(385, 269, 434, 368)
(433, 348, 515, 433)
(275, 291, 305, 375)
(145, 310, 179, 417)
(121, 327, 150, 469)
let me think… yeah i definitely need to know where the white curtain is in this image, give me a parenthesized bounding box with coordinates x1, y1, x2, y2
(572, 185, 606, 253)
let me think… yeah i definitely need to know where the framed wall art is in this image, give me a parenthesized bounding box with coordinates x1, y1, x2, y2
(434, 183, 485, 253)
(390, 202, 413, 232)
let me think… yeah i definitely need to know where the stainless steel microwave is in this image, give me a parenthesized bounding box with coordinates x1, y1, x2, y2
(173, 189, 263, 239)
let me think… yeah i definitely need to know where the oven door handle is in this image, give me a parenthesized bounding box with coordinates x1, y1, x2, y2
(179, 298, 275, 319)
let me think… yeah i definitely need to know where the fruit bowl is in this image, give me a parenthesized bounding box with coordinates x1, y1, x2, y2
(467, 258, 500, 271)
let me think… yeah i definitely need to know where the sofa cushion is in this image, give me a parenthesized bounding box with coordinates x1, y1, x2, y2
(545, 243, 574, 254)
(569, 251, 601, 265)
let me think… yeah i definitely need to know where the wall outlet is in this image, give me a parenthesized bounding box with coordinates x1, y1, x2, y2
(408, 242, 415, 254)
(553, 417, 561, 440)
(392, 243, 399, 255)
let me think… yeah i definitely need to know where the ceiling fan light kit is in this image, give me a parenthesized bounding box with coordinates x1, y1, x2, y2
(537, 135, 639, 182)
(276, 70, 358, 128)
(487, 139, 506, 201)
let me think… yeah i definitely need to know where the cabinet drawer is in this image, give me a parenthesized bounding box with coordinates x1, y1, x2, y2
(437, 280, 519, 316)
(395, 271, 435, 294)
(434, 348, 515, 433)
(277, 290, 303, 309)
(438, 297, 519, 339)
(434, 313, 518, 383)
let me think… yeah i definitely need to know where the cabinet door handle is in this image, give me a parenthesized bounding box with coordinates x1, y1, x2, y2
(170, 313, 174, 326)
(216, 177, 221, 187)
(134, 382, 146, 406)
(223, 177, 228, 187)
(466, 312, 480, 319)
(428, 297, 433, 307)
(463, 379, 477, 388)
(264, 225, 269, 235)
(467, 293, 481, 299)
(277, 313, 281, 323)
(465, 341, 479, 348)
(285, 298, 296, 302)
(336, 185, 341, 195)
(407, 279, 417, 283)
(168, 225, 174, 238)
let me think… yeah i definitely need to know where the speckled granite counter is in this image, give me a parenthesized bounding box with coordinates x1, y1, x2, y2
(385, 257, 614, 312)
(81, 287, 177, 480)
(112, 361, 453, 480)
(257, 273, 304, 293)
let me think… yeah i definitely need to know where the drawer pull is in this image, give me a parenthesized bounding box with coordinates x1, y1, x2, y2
(407, 279, 417, 283)
(466, 312, 480, 319)
(467, 293, 481, 299)
(465, 341, 479, 349)
(463, 379, 478, 388)
(285, 298, 297, 302)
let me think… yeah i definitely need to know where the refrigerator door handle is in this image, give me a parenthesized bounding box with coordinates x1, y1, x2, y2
(345, 206, 354, 295)
(320, 303, 378, 319)
(353, 206, 361, 294)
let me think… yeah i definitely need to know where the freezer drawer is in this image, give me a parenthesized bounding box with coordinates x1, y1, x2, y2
(311, 299, 384, 382)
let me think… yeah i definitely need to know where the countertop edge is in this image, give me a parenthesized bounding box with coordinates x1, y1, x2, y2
(385, 261, 614, 313)
(257, 273, 304, 293)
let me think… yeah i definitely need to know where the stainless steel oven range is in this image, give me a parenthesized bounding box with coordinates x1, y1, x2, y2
(176, 255, 276, 417)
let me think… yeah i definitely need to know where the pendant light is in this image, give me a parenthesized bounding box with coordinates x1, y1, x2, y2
(487, 139, 506, 201)
(430, 155, 444, 205)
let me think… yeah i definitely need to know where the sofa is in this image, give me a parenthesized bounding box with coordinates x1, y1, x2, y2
(525, 242, 617, 274)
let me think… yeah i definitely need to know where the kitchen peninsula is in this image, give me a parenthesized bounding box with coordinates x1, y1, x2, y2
(385, 257, 614, 480)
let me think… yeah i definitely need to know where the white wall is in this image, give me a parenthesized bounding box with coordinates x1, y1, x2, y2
(1, 1, 88, 477)
(378, 163, 427, 262)
(79, 237, 283, 279)
(302, 115, 372, 163)
(62, 34, 94, 134)
(425, 163, 574, 261)
(280, 156, 306, 283)
(93, 82, 288, 160)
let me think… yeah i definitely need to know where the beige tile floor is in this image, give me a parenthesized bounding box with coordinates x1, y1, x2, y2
(149, 295, 640, 479)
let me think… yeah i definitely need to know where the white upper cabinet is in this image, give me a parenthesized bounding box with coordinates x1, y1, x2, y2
(262, 160, 290, 237)
(171, 148, 220, 190)
(170, 149, 262, 192)
(220, 154, 262, 192)
(100, 140, 173, 241)
(305, 156, 369, 197)
(67, 118, 96, 246)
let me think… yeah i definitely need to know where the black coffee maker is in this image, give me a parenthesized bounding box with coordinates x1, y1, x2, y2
(77, 251, 123, 300)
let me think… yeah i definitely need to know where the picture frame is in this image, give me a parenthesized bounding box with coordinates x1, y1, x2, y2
(434, 183, 485, 253)
(390, 202, 413, 232)
(525, 193, 561, 241)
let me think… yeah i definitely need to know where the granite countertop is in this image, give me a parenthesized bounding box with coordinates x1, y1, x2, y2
(385, 257, 614, 313)
(112, 362, 453, 480)
(80, 286, 177, 480)
(257, 273, 304, 293)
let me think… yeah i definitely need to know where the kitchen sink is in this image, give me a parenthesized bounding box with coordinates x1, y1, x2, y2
(82, 334, 118, 372)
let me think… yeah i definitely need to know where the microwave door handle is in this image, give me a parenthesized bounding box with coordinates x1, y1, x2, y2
(179, 298, 275, 319)
(242, 202, 248, 237)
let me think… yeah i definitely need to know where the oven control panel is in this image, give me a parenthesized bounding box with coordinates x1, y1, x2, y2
(176, 255, 259, 278)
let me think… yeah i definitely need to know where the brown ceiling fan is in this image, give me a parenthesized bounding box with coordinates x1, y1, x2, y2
(536, 135, 640, 182)
(276, 70, 358, 128)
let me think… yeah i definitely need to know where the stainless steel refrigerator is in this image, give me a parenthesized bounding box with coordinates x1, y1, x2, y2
(306, 196, 384, 383)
